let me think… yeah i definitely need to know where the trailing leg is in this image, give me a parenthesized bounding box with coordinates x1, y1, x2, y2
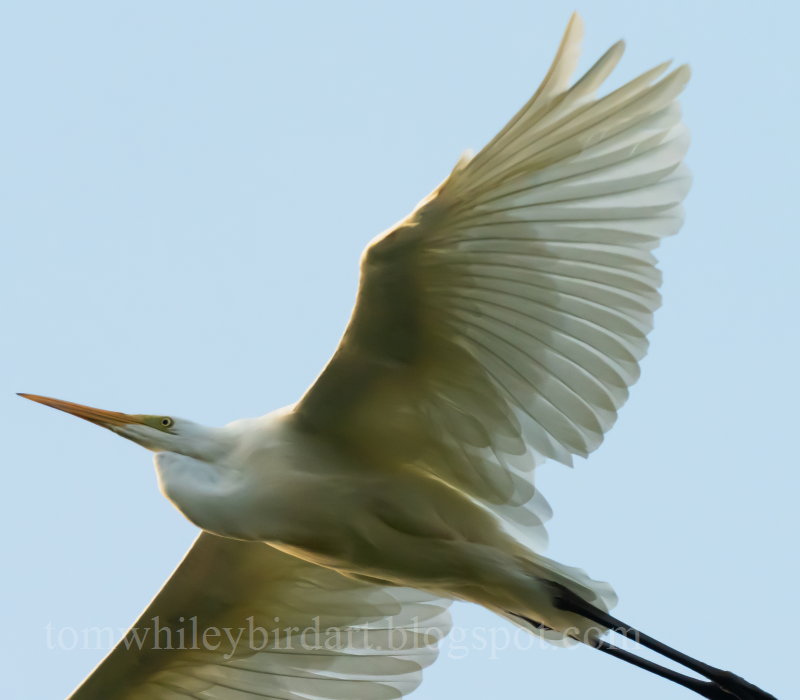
(545, 582, 776, 699)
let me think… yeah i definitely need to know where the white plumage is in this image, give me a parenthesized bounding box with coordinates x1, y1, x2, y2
(20, 13, 777, 700)
(71, 535, 449, 699)
(295, 11, 689, 553)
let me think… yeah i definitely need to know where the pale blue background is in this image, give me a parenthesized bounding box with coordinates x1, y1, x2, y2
(2, 1, 797, 698)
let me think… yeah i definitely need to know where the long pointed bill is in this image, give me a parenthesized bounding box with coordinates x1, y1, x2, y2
(17, 393, 146, 430)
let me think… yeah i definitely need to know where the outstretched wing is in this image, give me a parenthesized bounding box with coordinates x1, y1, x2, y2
(70, 534, 451, 700)
(296, 14, 690, 538)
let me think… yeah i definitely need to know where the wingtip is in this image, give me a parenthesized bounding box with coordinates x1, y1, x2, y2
(663, 62, 692, 90)
(564, 11, 585, 40)
(598, 39, 627, 73)
(567, 11, 583, 27)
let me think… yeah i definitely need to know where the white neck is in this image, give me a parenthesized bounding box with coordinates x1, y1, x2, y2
(113, 419, 236, 462)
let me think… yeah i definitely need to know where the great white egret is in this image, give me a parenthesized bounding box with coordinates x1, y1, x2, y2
(20, 14, 776, 700)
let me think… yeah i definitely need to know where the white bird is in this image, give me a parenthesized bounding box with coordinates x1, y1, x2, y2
(21, 14, 776, 700)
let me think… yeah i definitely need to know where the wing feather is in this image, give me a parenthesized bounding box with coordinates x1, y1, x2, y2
(70, 535, 450, 700)
(296, 16, 690, 556)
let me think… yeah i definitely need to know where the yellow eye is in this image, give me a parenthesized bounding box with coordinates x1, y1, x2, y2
(160, 417, 174, 429)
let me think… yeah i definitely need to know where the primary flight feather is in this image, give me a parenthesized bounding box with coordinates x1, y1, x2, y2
(21, 14, 777, 700)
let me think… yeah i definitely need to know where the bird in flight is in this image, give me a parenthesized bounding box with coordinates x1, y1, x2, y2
(21, 13, 776, 700)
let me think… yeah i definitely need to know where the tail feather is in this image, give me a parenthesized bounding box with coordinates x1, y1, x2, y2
(507, 552, 618, 645)
(521, 552, 618, 611)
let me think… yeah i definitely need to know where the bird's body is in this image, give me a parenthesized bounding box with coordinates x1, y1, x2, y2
(20, 14, 778, 700)
(156, 408, 599, 638)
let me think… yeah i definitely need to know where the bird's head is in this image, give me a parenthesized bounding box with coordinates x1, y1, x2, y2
(17, 393, 229, 461)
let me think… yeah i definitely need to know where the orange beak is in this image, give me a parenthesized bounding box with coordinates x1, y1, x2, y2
(17, 393, 144, 429)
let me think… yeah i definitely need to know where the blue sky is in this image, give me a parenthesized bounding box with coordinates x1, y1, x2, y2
(2, 2, 797, 698)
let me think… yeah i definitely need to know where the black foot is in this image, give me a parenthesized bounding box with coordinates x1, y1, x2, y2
(704, 670, 778, 700)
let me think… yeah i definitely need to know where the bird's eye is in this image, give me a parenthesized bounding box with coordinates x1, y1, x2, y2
(160, 417, 174, 429)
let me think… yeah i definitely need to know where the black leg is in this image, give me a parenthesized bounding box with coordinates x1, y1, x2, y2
(514, 611, 729, 698)
(545, 582, 777, 700)
(593, 638, 734, 699)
